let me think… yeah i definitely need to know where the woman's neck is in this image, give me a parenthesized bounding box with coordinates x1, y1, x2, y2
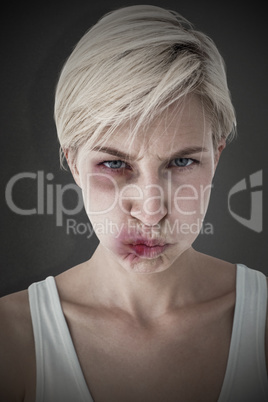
(86, 245, 201, 322)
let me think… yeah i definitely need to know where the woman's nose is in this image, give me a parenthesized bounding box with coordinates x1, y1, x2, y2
(122, 180, 168, 226)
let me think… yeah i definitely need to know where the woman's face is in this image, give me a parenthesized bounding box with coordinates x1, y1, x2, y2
(75, 96, 224, 274)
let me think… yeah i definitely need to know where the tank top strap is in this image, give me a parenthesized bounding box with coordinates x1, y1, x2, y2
(218, 264, 268, 402)
(28, 277, 93, 402)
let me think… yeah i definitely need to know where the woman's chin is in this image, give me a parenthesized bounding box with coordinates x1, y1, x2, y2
(118, 250, 178, 274)
(97, 241, 191, 275)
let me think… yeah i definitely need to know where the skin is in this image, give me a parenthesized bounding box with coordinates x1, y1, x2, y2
(75, 96, 222, 276)
(0, 95, 267, 401)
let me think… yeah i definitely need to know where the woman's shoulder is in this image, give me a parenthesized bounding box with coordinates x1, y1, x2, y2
(0, 288, 33, 339)
(191, 251, 236, 293)
(0, 286, 30, 315)
(0, 288, 32, 346)
(0, 289, 35, 401)
(55, 260, 93, 302)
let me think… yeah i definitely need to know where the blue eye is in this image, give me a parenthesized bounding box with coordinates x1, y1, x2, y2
(103, 160, 126, 169)
(171, 158, 194, 167)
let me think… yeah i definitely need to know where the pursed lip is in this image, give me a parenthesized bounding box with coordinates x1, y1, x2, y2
(121, 237, 170, 258)
(126, 237, 167, 247)
(127, 243, 169, 258)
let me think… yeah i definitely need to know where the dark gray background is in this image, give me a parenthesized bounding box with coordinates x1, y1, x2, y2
(1, 0, 267, 297)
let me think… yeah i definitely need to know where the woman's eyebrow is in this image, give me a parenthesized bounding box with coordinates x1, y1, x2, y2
(91, 146, 138, 160)
(91, 145, 209, 161)
(166, 146, 209, 160)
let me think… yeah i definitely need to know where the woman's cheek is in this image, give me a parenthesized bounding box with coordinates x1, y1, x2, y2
(81, 171, 120, 216)
(170, 178, 212, 221)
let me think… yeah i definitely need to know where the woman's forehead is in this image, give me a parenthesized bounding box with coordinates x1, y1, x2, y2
(76, 95, 213, 167)
(104, 97, 212, 151)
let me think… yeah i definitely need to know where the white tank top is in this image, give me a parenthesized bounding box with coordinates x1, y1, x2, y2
(28, 264, 268, 401)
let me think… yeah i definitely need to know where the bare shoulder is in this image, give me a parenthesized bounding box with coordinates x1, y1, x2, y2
(192, 251, 237, 296)
(0, 288, 31, 321)
(0, 289, 35, 401)
(55, 261, 92, 301)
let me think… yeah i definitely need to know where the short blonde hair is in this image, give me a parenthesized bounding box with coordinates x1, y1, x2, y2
(54, 5, 236, 168)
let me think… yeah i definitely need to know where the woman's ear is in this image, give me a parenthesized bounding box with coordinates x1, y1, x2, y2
(64, 149, 82, 188)
(214, 139, 226, 170)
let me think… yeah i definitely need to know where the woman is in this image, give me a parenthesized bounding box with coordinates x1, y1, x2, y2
(1, 5, 267, 401)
